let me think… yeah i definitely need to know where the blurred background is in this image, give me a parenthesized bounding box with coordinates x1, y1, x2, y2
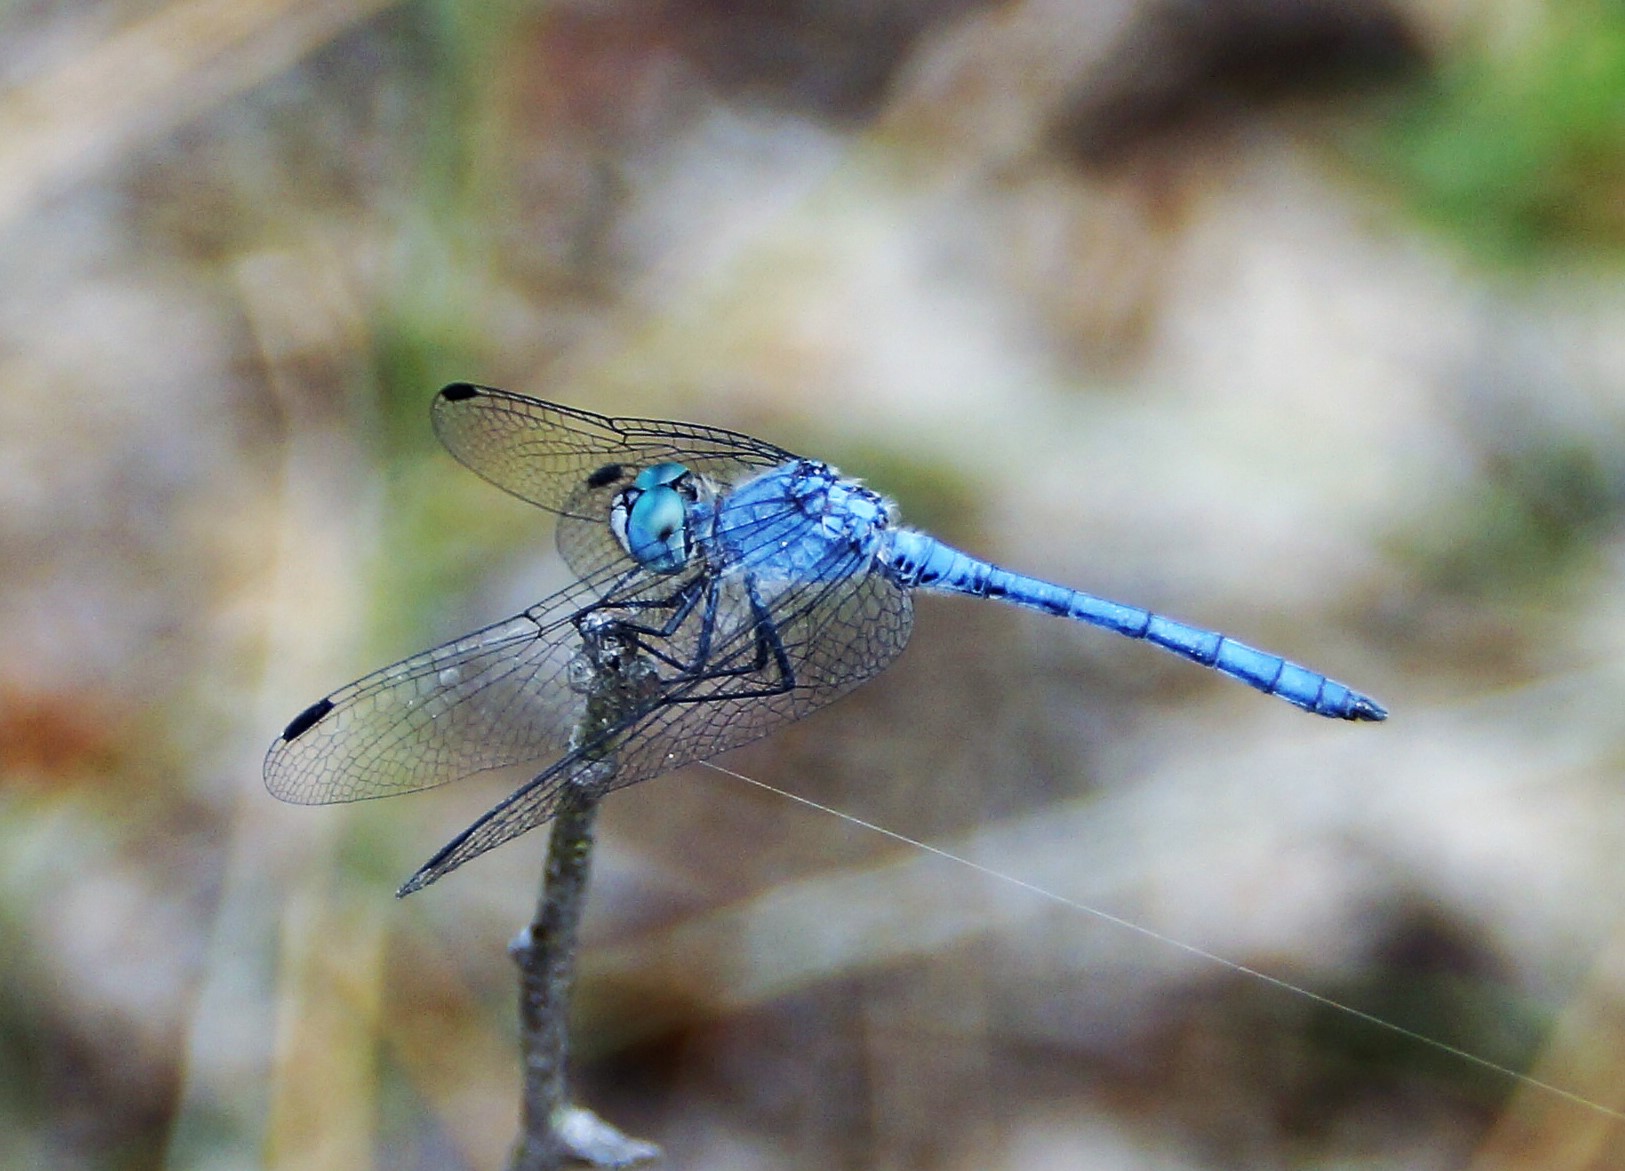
(4, 0, 1625, 1168)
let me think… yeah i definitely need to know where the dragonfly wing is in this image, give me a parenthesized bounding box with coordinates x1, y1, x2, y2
(432, 383, 797, 581)
(431, 384, 793, 517)
(432, 384, 801, 582)
(264, 572, 634, 805)
(400, 557, 915, 890)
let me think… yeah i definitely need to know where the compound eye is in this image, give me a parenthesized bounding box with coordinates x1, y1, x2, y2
(633, 462, 689, 492)
(620, 484, 691, 573)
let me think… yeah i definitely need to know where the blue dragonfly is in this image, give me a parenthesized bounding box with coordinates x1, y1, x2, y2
(266, 384, 1386, 894)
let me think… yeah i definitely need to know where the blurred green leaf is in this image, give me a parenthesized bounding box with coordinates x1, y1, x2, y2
(1358, 1, 1625, 264)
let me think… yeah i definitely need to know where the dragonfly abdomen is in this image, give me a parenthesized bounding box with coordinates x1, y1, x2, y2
(881, 531, 1385, 721)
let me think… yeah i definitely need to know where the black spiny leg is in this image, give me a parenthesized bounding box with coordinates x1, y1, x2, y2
(572, 573, 710, 675)
(665, 576, 796, 703)
(575, 569, 799, 708)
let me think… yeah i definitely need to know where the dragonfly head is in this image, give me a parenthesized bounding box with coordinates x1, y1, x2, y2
(609, 462, 695, 573)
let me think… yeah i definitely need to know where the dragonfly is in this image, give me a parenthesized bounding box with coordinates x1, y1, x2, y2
(266, 384, 1386, 894)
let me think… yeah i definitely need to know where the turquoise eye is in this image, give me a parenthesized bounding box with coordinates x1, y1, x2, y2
(608, 463, 693, 572)
(634, 462, 689, 491)
(626, 487, 690, 572)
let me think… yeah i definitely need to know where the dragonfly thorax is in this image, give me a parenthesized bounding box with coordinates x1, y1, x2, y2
(711, 459, 895, 583)
(608, 462, 696, 574)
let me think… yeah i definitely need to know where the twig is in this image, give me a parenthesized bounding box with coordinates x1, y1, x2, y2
(506, 620, 662, 1170)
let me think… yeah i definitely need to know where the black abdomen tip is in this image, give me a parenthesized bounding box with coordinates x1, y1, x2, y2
(281, 697, 335, 742)
(439, 383, 480, 402)
(1347, 696, 1388, 722)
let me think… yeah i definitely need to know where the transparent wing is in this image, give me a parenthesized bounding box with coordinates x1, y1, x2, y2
(399, 532, 915, 891)
(264, 568, 634, 805)
(432, 383, 800, 584)
(432, 382, 796, 516)
(265, 524, 910, 814)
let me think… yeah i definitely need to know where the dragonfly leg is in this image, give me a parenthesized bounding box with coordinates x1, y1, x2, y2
(573, 567, 799, 705)
(663, 575, 797, 702)
(572, 573, 710, 674)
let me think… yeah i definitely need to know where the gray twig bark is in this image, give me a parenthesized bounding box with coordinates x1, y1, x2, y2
(507, 618, 662, 1170)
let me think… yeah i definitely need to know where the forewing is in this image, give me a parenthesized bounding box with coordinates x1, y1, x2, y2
(432, 383, 801, 583)
(264, 573, 621, 804)
(431, 384, 794, 519)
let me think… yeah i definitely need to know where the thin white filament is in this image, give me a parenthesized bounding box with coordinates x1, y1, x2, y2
(699, 759, 1623, 1123)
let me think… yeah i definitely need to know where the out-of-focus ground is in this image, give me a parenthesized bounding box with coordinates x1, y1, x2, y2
(3, 1, 1625, 1168)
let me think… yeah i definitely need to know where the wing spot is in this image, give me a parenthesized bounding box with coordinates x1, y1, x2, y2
(439, 383, 480, 402)
(282, 697, 335, 742)
(586, 463, 625, 489)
